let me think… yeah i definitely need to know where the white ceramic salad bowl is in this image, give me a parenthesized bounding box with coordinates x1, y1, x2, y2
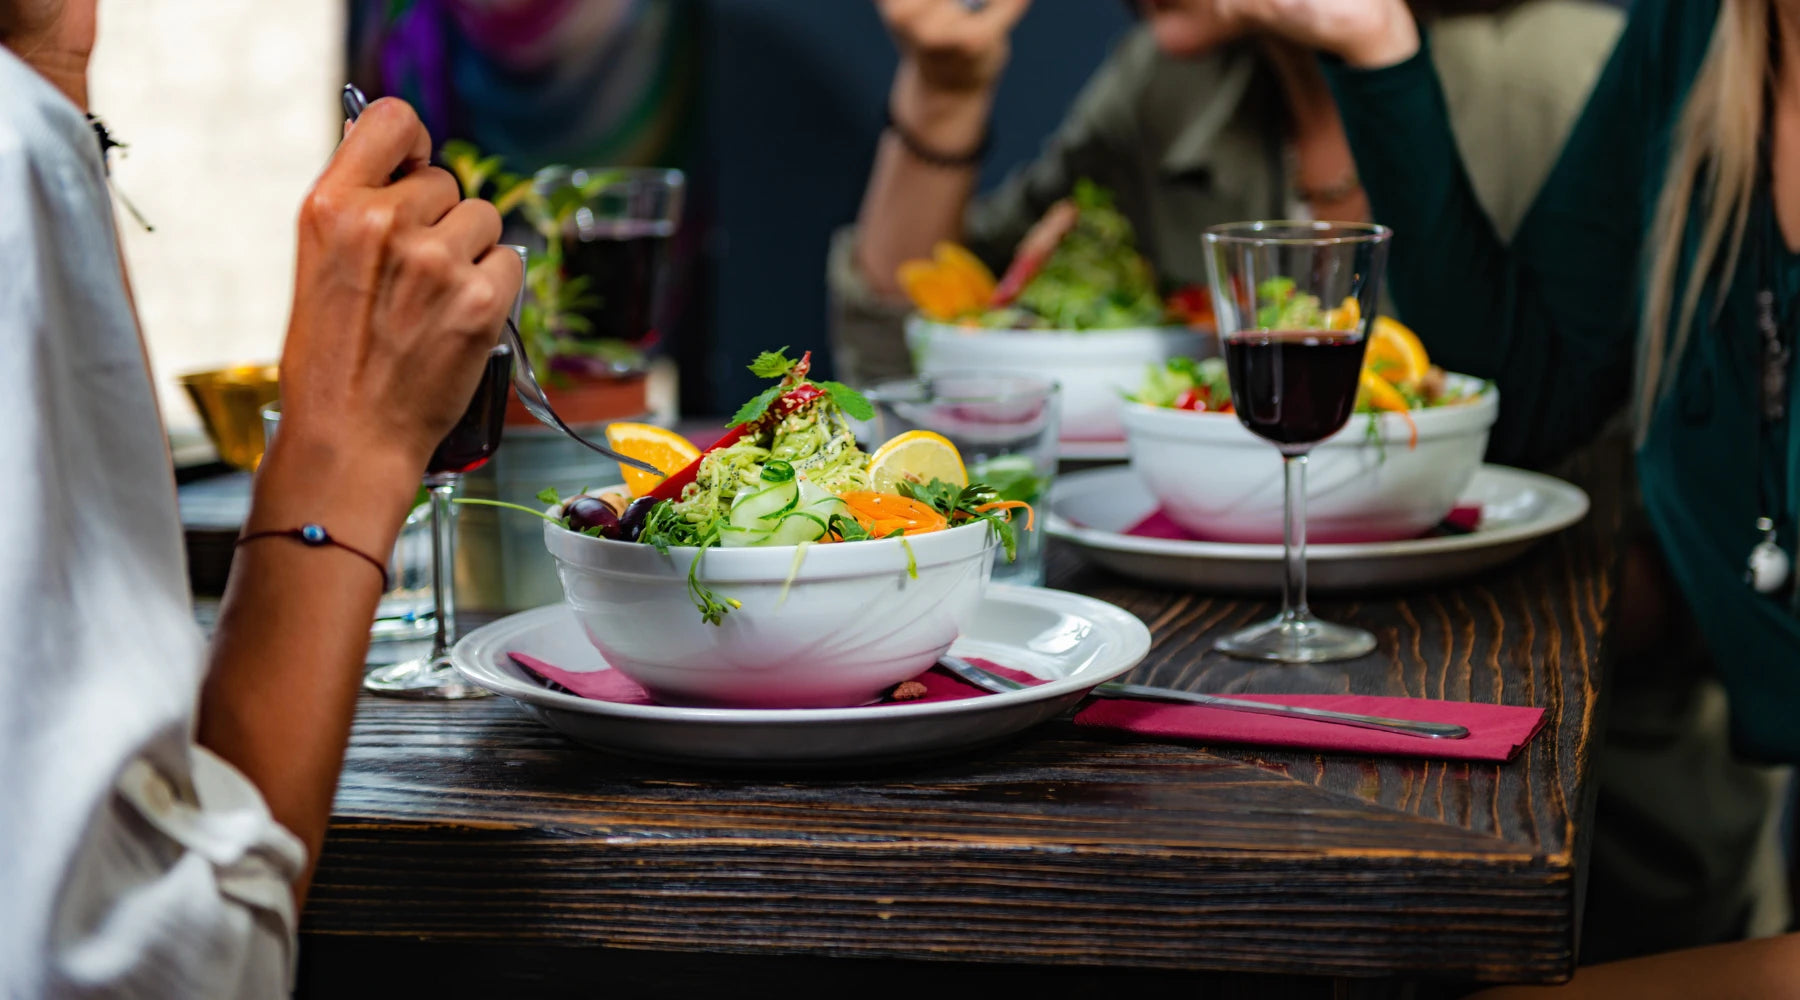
(1121, 375, 1500, 544)
(906, 315, 1208, 447)
(543, 510, 999, 709)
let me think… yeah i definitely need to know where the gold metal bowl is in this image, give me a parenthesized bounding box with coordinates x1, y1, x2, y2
(180, 364, 280, 470)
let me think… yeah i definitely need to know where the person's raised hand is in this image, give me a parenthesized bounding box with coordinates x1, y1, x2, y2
(276, 97, 520, 484)
(1206, 0, 1418, 67)
(876, 0, 1033, 96)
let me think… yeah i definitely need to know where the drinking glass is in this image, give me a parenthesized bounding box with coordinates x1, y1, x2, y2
(363, 245, 528, 698)
(536, 166, 684, 358)
(1201, 221, 1392, 663)
(262, 403, 435, 643)
(865, 372, 1060, 586)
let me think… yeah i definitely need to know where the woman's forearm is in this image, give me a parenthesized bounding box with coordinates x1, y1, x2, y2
(196, 428, 419, 903)
(853, 65, 994, 298)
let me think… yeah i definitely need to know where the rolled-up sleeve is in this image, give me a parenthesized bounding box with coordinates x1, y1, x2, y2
(49, 747, 307, 998)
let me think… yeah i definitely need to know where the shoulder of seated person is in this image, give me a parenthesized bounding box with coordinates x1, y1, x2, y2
(0, 49, 99, 175)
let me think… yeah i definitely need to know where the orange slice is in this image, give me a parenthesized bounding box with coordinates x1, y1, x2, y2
(932, 242, 997, 304)
(1323, 295, 1361, 331)
(1363, 316, 1430, 385)
(1358, 370, 1418, 449)
(604, 422, 701, 497)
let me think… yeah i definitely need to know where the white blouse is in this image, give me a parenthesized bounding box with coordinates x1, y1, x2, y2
(0, 48, 304, 998)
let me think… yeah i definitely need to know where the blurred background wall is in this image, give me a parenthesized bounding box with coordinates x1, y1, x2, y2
(89, 0, 344, 448)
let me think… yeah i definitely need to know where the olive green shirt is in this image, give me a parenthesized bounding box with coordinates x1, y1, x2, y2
(827, 2, 1624, 386)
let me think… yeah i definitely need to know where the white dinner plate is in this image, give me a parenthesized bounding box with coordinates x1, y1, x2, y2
(451, 585, 1151, 766)
(1047, 465, 1589, 595)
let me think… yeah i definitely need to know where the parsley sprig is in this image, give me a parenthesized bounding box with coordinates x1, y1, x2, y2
(897, 479, 1020, 563)
(728, 346, 873, 426)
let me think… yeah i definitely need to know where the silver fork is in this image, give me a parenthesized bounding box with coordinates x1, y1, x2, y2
(494, 246, 661, 476)
(340, 84, 659, 478)
(938, 655, 1470, 740)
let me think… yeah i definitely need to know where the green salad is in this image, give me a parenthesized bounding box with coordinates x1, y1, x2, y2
(477, 350, 1031, 626)
(984, 180, 1165, 330)
(900, 180, 1193, 330)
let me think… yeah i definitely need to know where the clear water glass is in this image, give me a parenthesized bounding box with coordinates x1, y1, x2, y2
(1202, 220, 1391, 663)
(866, 372, 1060, 586)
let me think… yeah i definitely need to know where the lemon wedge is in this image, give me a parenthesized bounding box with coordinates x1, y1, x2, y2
(866, 430, 968, 495)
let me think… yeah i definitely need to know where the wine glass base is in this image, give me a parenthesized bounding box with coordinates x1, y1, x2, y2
(364, 654, 493, 700)
(1215, 614, 1377, 664)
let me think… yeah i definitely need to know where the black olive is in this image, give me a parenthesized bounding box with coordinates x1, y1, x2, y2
(564, 496, 621, 537)
(617, 497, 658, 542)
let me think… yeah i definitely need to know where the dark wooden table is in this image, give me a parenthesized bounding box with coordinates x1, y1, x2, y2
(289, 447, 1622, 999)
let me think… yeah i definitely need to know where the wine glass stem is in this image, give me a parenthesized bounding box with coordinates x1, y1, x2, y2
(1280, 453, 1311, 624)
(426, 476, 460, 660)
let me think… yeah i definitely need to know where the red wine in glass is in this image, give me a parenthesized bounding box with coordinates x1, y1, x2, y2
(1223, 332, 1368, 448)
(560, 221, 670, 345)
(426, 344, 513, 476)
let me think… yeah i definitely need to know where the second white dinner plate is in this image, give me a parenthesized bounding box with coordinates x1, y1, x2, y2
(1047, 464, 1590, 594)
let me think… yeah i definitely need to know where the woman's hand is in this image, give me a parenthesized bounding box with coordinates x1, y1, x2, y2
(275, 97, 520, 485)
(1205, 0, 1419, 68)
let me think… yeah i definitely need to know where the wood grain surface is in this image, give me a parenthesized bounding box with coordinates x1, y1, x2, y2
(294, 446, 1622, 995)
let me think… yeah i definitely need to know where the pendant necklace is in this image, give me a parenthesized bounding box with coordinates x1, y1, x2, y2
(1749, 289, 1790, 593)
(1747, 82, 1792, 596)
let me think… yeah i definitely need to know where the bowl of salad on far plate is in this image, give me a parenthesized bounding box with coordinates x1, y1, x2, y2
(1122, 309, 1499, 545)
(899, 180, 1209, 450)
(485, 348, 1035, 709)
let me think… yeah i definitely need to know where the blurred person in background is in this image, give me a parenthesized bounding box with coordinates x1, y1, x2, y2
(832, 0, 1794, 969)
(1143, 0, 1800, 973)
(0, 0, 519, 994)
(829, 0, 1624, 385)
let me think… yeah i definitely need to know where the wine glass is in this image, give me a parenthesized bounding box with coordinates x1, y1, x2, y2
(1201, 221, 1392, 663)
(363, 245, 529, 698)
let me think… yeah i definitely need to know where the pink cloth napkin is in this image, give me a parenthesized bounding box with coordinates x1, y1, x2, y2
(506, 651, 1017, 706)
(506, 652, 1545, 762)
(1125, 504, 1483, 542)
(1071, 691, 1545, 761)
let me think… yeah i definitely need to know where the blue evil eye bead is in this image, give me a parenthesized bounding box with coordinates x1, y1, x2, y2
(299, 524, 329, 545)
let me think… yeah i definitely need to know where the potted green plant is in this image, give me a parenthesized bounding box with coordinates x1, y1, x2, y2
(443, 142, 652, 427)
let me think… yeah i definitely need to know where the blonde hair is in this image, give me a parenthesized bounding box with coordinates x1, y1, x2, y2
(1639, 0, 1770, 435)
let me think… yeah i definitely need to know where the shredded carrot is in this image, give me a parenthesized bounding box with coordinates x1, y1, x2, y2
(973, 500, 1035, 531)
(838, 492, 949, 536)
(1400, 410, 1417, 450)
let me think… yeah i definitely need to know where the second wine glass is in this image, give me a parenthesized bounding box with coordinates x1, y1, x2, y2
(363, 245, 530, 698)
(1201, 221, 1392, 664)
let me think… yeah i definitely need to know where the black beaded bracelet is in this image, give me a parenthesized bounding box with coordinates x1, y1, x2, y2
(884, 107, 992, 169)
(237, 524, 390, 588)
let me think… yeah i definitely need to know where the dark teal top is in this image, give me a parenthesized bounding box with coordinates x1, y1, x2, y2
(1326, 0, 1800, 760)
